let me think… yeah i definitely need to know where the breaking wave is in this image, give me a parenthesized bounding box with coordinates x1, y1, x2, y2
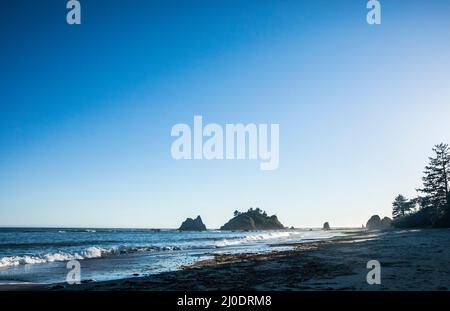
(0, 245, 188, 268)
(215, 231, 302, 247)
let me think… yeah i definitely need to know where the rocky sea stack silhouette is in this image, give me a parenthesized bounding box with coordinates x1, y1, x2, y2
(322, 222, 331, 230)
(220, 208, 284, 230)
(366, 215, 392, 230)
(178, 216, 207, 231)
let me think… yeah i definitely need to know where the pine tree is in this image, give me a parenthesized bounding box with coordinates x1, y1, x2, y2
(417, 143, 450, 218)
(392, 194, 414, 218)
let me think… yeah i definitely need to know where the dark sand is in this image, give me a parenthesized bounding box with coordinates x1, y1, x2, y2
(3, 229, 450, 291)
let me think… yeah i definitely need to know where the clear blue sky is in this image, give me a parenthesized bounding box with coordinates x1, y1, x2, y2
(1, 0, 450, 228)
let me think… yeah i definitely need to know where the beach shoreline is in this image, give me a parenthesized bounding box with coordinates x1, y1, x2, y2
(4, 228, 447, 291)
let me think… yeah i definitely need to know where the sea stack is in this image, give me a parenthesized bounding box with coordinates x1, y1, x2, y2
(178, 216, 207, 231)
(322, 222, 331, 230)
(366, 215, 392, 231)
(220, 208, 284, 230)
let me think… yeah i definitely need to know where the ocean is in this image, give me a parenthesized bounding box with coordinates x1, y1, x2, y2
(0, 228, 346, 285)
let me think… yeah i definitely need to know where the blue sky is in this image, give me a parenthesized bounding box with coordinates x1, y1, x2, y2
(1, 0, 450, 228)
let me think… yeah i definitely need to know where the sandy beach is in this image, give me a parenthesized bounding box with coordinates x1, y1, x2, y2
(34, 228, 448, 291)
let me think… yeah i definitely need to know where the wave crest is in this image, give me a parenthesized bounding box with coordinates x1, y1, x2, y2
(0, 245, 187, 268)
(215, 231, 300, 247)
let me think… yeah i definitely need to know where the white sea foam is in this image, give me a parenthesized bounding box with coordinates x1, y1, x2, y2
(215, 231, 302, 247)
(0, 246, 115, 268)
(0, 245, 190, 268)
(215, 230, 345, 247)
